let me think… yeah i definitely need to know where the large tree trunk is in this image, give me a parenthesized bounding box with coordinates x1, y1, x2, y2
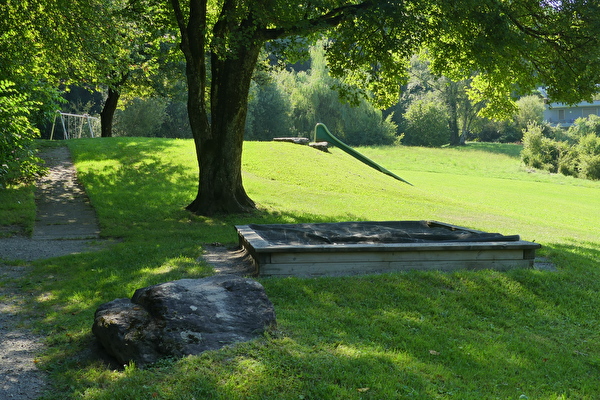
(176, 0, 263, 215)
(446, 83, 461, 146)
(186, 44, 261, 215)
(170, 0, 368, 215)
(100, 87, 120, 138)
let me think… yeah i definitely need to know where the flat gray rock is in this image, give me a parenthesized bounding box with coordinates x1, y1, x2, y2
(92, 275, 276, 367)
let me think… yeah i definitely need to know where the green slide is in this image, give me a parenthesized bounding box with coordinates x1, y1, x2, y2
(314, 123, 412, 186)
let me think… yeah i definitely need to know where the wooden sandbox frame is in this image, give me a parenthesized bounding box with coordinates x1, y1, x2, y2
(235, 221, 541, 277)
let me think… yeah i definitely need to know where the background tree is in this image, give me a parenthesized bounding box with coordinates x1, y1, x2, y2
(244, 67, 293, 141)
(97, 5, 181, 137)
(401, 55, 486, 146)
(0, 0, 74, 183)
(274, 42, 397, 145)
(402, 94, 451, 147)
(166, 0, 600, 215)
(514, 95, 545, 132)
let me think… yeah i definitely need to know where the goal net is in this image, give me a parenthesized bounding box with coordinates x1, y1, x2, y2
(50, 111, 101, 140)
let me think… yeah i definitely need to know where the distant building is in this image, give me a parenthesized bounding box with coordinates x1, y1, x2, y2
(544, 100, 600, 127)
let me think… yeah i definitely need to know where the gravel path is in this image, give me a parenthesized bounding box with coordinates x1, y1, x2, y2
(0, 146, 105, 400)
(0, 266, 48, 399)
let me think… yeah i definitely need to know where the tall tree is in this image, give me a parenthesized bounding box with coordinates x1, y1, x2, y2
(75, 1, 179, 138)
(0, 0, 76, 183)
(405, 55, 485, 146)
(168, 0, 600, 215)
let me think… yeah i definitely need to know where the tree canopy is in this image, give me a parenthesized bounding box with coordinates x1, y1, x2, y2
(3, 0, 600, 213)
(165, 0, 600, 214)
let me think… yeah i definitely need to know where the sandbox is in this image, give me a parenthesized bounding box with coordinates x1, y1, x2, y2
(235, 221, 541, 277)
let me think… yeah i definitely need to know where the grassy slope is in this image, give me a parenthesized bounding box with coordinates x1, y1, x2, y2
(0, 184, 36, 237)
(5, 138, 599, 399)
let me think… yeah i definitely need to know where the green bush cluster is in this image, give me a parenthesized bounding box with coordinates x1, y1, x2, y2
(0, 81, 47, 188)
(113, 97, 192, 138)
(401, 95, 451, 146)
(244, 44, 398, 146)
(521, 116, 600, 180)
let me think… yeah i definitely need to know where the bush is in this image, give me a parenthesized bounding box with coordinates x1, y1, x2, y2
(114, 97, 168, 137)
(521, 122, 561, 172)
(245, 77, 292, 141)
(557, 146, 579, 177)
(0, 81, 46, 188)
(522, 120, 600, 180)
(111, 97, 192, 138)
(579, 155, 600, 180)
(566, 114, 600, 140)
(401, 97, 450, 147)
(270, 42, 399, 145)
(160, 100, 192, 138)
(336, 102, 397, 146)
(576, 132, 600, 156)
(514, 95, 545, 133)
(576, 133, 600, 180)
(468, 95, 544, 143)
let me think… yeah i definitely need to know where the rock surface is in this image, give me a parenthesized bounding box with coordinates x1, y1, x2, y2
(92, 275, 276, 366)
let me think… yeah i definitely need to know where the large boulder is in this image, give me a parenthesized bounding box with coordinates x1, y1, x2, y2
(92, 275, 276, 367)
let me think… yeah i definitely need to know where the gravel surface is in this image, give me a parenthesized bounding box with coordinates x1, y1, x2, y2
(0, 266, 49, 399)
(0, 146, 106, 399)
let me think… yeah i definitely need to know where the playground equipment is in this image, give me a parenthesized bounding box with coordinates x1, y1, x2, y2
(314, 123, 412, 185)
(50, 111, 100, 140)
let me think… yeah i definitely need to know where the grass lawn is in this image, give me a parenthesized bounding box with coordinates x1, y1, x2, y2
(1, 137, 600, 399)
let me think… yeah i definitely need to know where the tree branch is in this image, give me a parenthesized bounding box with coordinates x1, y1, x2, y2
(169, 0, 187, 39)
(261, 1, 375, 40)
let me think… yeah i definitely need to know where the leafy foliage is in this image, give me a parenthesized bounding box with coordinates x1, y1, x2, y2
(242, 41, 400, 144)
(477, 95, 546, 144)
(428, 0, 600, 111)
(566, 114, 600, 140)
(522, 117, 600, 180)
(245, 69, 294, 141)
(114, 97, 169, 137)
(401, 95, 451, 147)
(0, 81, 47, 187)
(514, 95, 545, 132)
(577, 134, 600, 180)
(521, 123, 562, 172)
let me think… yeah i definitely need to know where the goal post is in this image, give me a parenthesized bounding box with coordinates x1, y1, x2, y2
(50, 111, 100, 140)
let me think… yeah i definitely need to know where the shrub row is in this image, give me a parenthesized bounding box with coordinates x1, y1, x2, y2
(521, 116, 600, 180)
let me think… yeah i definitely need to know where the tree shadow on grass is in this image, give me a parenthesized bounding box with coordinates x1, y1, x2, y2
(36, 239, 600, 398)
(253, 241, 600, 398)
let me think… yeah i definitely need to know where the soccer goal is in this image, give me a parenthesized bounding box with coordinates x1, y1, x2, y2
(50, 111, 101, 140)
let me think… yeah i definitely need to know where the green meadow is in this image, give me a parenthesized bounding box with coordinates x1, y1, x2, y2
(1, 137, 600, 399)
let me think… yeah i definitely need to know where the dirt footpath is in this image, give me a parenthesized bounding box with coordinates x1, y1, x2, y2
(0, 146, 105, 399)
